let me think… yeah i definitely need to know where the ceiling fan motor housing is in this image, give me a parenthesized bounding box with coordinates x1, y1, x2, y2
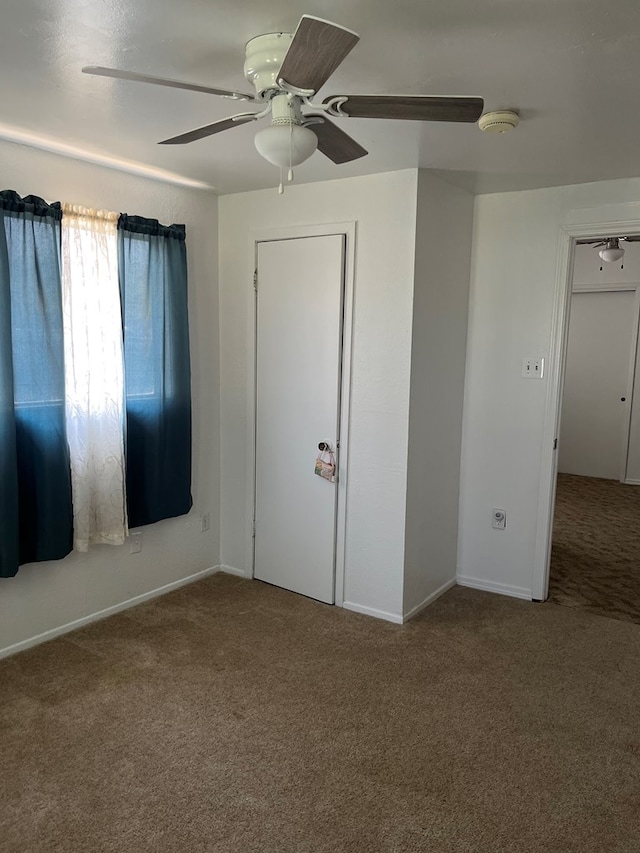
(244, 32, 293, 98)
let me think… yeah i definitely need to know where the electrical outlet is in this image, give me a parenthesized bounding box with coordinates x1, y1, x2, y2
(200, 512, 211, 533)
(130, 532, 142, 554)
(492, 509, 507, 530)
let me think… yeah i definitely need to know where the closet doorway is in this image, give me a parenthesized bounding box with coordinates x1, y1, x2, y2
(547, 241, 640, 623)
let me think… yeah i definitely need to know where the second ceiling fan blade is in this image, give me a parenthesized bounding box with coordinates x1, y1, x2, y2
(278, 16, 359, 94)
(307, 117, 368, 164)
(326, 94, 484, 123)
(159, 113, 259, 145)
(577, 236, 640, 244)
(82, 66, 255, 101)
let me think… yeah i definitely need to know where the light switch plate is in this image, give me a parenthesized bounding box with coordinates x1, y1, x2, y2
(522, 357, 544, 379)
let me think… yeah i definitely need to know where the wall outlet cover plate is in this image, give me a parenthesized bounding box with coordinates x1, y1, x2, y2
(492, 508, 507, 529)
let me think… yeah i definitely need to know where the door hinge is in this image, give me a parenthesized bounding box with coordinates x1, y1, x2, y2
(252, 519, 256, 539)
(553, 438, 558, 450)
(253, 270, 258, 291)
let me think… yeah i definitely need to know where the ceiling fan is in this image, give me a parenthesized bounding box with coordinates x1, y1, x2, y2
(83, 15, 484, 186)
(577, 235, 640, 263)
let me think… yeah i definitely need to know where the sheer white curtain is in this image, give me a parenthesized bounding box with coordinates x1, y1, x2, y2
(61, 204, 128, 551)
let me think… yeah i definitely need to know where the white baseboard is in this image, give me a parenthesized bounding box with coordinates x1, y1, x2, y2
(623, 478, 640, 486)
(456, 575, 532, 601)
(0, 565, 225, 661)
(402, 577, 457, 623)
(342, 601, 403, 624)
(216, 564, 251, 578)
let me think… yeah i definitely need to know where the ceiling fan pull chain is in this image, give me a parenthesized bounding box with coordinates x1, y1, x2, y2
(278, 167, 284, 195)
(288, 123, 294, 182)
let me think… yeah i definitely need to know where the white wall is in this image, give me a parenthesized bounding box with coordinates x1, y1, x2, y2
(0, 140, 220, 656)
(218, 170, 418, 622)
(458, 177, 640, 599)
(403, 172, 473, 617)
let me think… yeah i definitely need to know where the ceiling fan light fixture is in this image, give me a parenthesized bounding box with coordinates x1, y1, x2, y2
(254, 122, 318, 167)
(599, 238, 625, 263)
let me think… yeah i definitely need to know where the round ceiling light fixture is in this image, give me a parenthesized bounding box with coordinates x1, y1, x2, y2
(254, 122, 318, 168)
(253, 91, 318, 174)
(599, 238, 625, 263)
(478, 110, 520, 133)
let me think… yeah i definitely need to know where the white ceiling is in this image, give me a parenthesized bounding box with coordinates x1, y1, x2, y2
(2, 0, 640, 196)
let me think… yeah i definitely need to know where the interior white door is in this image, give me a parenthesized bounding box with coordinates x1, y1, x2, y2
(558, 289, 635, 479)
(254, 234, 345, 604)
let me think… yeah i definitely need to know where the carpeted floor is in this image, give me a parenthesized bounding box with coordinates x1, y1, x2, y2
(549, 473, 640, 624)
(1, 573, 640, 852)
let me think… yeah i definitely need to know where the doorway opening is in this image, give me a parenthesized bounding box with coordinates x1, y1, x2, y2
(537, 230, 640, 624)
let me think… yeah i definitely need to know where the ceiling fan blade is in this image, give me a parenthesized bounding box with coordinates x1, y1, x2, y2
(325, 94, 484, 123)
(307, 117, 368, 164)
(577, 235, 640, 245)
(277, 16, 359, 93)
(82, 66, 255, 101)
(159, 113, 259, 145)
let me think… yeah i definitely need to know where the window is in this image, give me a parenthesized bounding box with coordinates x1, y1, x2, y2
(0, 191, 192, 579)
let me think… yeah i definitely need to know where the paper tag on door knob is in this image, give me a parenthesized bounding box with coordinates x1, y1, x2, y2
(315, 448, 336, 482)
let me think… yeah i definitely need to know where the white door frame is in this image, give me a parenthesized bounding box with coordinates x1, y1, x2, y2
(246, 222, 356, 607)
(532, 218, 640, 600)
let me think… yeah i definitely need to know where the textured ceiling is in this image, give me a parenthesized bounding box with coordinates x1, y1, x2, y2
(2, 0, 640, 195)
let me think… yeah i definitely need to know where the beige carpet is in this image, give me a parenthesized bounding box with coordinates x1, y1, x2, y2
(549, 473, 640, 624)
(1, 574, 640, 852)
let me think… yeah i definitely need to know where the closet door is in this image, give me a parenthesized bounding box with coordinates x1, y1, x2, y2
(254, 235, 345, 603)
(559, 289, 635, 480)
